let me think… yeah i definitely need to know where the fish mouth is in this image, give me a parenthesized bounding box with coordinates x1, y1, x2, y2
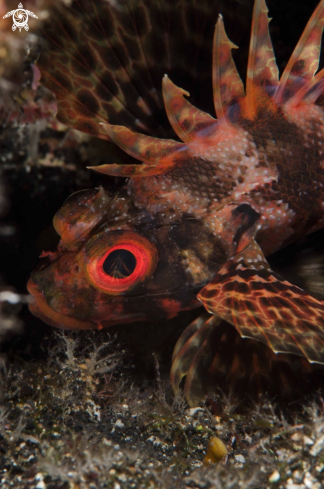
(27, 279, 146, 330)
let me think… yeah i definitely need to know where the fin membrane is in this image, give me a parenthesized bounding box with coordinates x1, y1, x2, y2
(171, 313, 220, 406)
(37, 0, 324, 147)
(198, 240, 324, 365)
(162, 76, 217, 142)
(213, 14, 244, 122)
(171, 311, 319, 406)
(37, 0, 246, 139)
(245, 0, 278, 117)
(275, 0, 324, 104)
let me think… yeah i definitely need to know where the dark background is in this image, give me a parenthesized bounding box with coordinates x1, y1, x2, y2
(1, 0, 323, 384)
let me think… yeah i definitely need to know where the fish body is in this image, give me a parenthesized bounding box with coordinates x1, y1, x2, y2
(28, 0, 324, 404)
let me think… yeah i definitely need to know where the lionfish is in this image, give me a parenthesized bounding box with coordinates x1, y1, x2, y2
(28, 0, 324, 405)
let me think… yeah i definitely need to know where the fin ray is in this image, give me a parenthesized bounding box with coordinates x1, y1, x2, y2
(289, 67, 324, 105)
(99, 123, 187, 167)
(275, 0, 324, 104)
(246, 0, 279, 118)
(37, 0, 227, 139)
(184, 334, 216, 407)
(88, 163, 165, 177)
(198, 240, 324, 365)
(171, 312, 211, 361)
(162, 76, 217, 142)
(170, 315, 220, 396)
(213, 15, 245, 122)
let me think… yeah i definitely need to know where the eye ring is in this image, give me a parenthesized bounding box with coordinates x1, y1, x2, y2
(81, 231, 158, 295)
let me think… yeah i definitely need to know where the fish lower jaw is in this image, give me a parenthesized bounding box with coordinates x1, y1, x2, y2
(27, 279, 97, 330)
(27, 279, 147, 330)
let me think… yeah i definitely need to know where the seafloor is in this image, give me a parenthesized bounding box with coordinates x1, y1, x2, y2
(2, 0, 324, 487)
(2, 330, 324, 489)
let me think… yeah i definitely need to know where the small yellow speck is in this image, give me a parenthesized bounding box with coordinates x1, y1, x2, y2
(0, 48, 7, 58)
(203, 436, 227, 465)
(77, 363, 88, 370)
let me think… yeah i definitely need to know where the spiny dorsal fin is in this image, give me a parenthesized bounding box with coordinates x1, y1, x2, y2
(213, 14, 245, 123)
(275, 0, 324, 105)
(36, 0, 229, 140)
(88, 162, 167, 177)
(99, 124, 185, 163)
(302, 68, 324, 104)
(162, 76, 217, 143)
(288, 67, 324, 106)
(246, 0, 278, 118)
(89, 123, 188, 177)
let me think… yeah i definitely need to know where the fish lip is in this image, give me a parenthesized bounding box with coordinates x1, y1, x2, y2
(27, 278, 147, 330)
(27, 278, 97, 330)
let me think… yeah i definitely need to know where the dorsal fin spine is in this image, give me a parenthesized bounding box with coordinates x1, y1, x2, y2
(274, 0, 324, 105)
(162, 75, 217, 143)
(212, 14, 245, 124)
(246, 0, 278, 119)
(303, 67, 324, 104)
(162, 76, 191, 142)
(93, 122, 188, 177)
(88, 163, 166, 177)
(99, 123, 185, 164)
(213, 15, 226, 122)
(288, 67, 324, 106)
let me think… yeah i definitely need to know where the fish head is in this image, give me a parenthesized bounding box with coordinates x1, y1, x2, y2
(27, 185, 221, 330)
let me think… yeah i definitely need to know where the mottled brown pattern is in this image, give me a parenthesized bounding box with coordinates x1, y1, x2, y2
(37, 0, 251, 140)
(243, 110, 324, 244)
(170, 310, 316, 406)
(29, 0, 324, 406)
(199, 240, 324, 364)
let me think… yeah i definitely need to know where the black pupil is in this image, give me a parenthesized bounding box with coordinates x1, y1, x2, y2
(103, 249, 136, 278)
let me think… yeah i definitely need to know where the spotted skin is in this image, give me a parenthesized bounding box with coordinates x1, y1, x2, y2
(37, 0, 250, 139)
(198, 240, 324, 364)
(29, 0, 324, 405)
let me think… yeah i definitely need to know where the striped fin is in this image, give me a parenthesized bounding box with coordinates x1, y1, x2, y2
(213, 14, 245, 123)
(171, 311, 321, 405)
(245, 0, 278, 118)
(171, 312, 211, 361)
(198, 240, 324, 365)
(300, 68, 324, 105)
(36, 0, 229, 140)
(170, 314, 220, 406)
(183, 332, 217, 407)
(205, 327, 318, 403)
(162, 76, 217, 143)
(275, 0, 324, 104)
(90, 123, 187, 177)
(99, 123, 186, 163)
(288, 67, 324, 106)
(88, 163, 168, 177)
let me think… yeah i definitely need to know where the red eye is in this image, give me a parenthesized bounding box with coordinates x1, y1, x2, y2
(81, 231, 158, 294)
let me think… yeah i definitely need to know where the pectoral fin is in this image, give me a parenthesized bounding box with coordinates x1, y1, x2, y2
(170, 313, 220, 406)
(198, 240, 324, 364)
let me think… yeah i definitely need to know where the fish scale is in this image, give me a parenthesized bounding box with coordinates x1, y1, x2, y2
(28, 0, 324, 405)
